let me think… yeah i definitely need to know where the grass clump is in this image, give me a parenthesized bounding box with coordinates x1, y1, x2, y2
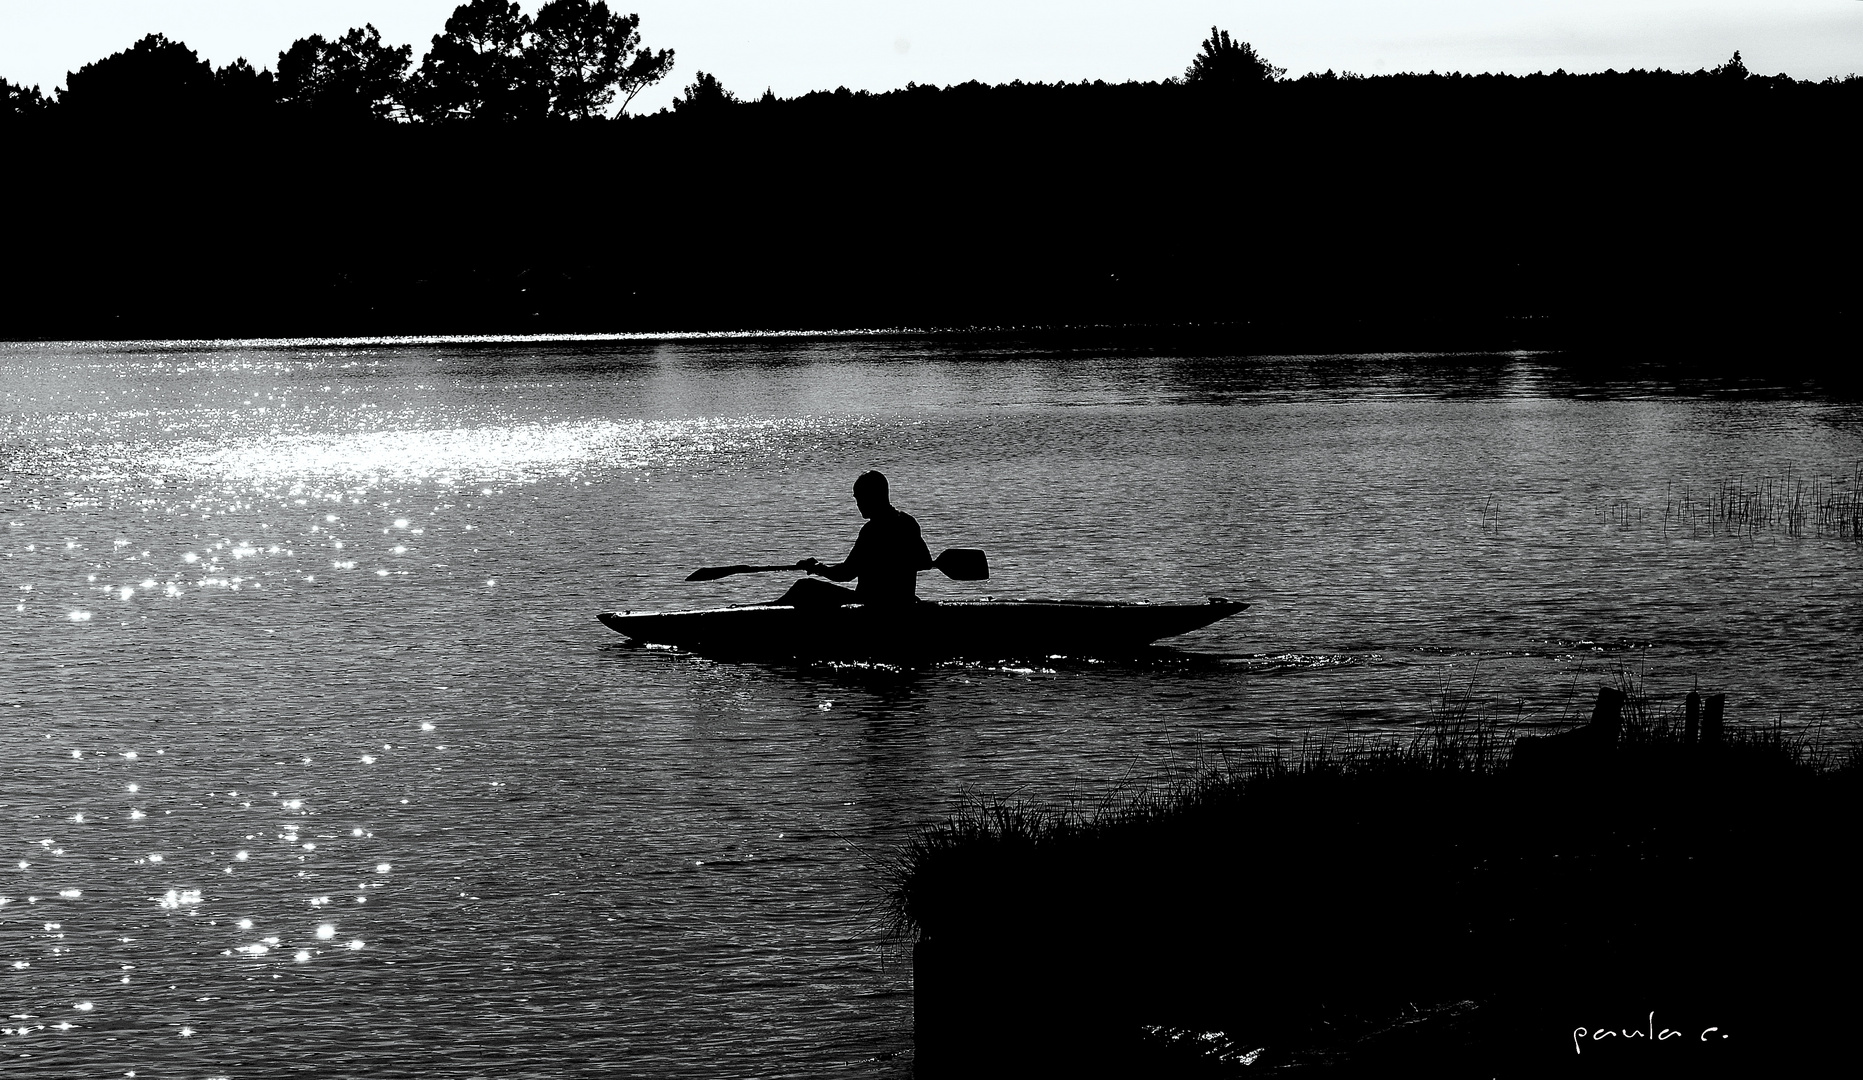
(1662, 463, 1863, 538)
(894, 700, 1860, 1077)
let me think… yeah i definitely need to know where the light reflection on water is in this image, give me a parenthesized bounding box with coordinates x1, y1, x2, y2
(2, 338, 1861, 1077)
(152, 416, 877, 488)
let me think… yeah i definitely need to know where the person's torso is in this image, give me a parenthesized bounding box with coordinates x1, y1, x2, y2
(853, 510, 924, 602)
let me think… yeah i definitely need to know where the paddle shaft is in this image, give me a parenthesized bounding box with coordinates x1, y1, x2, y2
(687, 563, 803, 581)
(687, 547, 987, 583)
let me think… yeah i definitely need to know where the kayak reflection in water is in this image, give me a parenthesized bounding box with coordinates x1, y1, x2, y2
(775, 471, 934, 607)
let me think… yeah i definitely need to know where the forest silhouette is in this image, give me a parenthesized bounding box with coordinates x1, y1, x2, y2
(2, 9, 1858, 353)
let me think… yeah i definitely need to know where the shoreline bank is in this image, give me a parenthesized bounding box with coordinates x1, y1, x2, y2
(893, 692, 1860, 1076)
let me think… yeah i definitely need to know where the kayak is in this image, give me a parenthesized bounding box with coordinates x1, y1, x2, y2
(598, 598, 1247, 659)
(596, 597, 1247, 660)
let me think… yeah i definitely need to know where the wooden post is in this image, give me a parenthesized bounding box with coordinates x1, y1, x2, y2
(1684, 691, 1700, 745)
(1511, 687, 1629, 771)
(1590, 686, 1626, 745)
(1702, 694, 1725, 744)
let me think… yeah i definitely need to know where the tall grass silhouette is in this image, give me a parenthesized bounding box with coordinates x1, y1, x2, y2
(1663, 464, 1863, 538)
(895, 686, 1861, 1076)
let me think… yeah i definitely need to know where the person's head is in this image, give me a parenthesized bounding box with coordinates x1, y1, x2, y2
(853, 470, 889, 517)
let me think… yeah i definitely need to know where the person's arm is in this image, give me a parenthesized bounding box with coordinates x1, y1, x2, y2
(799, 530, 866, 582)
(801, 556, 858, 582)
(908, 516, 933, 571)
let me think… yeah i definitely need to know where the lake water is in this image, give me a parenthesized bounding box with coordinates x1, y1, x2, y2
(3, 335, 1860, 1077)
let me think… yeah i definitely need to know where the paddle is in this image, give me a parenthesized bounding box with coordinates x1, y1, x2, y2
(686, 548, 989, 582)
(684, 561, 805, 582)
(930, 547, 989, 581)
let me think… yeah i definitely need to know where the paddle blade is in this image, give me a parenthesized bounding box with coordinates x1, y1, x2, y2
(933, 548, 989, 581)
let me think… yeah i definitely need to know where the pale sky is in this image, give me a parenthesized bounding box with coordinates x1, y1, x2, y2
(3, 1, 1859, 114)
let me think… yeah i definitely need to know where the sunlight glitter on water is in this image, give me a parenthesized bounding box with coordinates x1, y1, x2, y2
(153, 416, 869, 487)
(80, 328, 895, 351)
(0, 721, 429, 1076)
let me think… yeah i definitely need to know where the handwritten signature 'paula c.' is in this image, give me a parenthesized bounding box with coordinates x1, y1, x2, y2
(1574, 1012, 1726, 1054)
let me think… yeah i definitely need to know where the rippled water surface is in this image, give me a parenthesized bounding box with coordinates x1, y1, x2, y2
(4, 337, 1860, 1077)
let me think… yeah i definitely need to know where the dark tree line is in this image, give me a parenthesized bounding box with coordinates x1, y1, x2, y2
(0, 0, 673, 125)
(2, 26, 1859, 356)
(7, 21, 1839, 128)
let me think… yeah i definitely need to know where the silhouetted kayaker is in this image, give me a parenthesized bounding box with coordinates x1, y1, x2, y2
(776, 471, 934, 607)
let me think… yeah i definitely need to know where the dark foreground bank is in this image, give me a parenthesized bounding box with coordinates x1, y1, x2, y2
(892, 691, 1860, 1077)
